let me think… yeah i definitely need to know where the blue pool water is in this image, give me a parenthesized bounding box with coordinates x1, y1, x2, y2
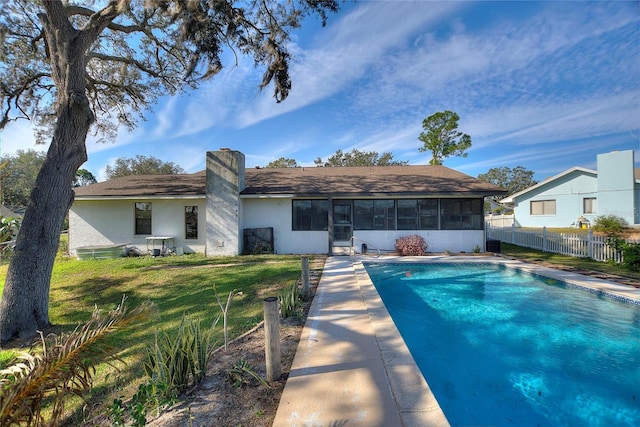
(364, 262, 640, 427)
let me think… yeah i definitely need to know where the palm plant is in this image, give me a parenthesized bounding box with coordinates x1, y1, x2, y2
(0, 297, 151, 426)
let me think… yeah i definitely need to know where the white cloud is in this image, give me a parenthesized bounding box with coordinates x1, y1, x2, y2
(234, 1, 466, 127)
(354, 1, 638, 113)
(467, 91, 640, 147)
(0, 121, 43, 156)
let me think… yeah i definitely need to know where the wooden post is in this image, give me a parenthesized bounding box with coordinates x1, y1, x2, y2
(263, 297, 281, 382)
(301, 256, 310, 299)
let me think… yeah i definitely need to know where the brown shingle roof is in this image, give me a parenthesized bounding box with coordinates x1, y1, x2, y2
(243, 166, 506, 197)
(73, 172, 206, 198)
(74, 166, 506, 198)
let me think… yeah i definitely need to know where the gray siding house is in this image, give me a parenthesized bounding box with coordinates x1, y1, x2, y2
(70, 149, 507, 257)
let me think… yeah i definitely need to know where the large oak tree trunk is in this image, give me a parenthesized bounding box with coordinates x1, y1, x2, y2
(0, 3, 93, 342)
(0, 106, 90, 341)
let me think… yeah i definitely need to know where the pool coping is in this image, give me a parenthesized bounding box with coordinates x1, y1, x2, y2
(358, 255, 639, 304)
(352, 258, 450, 426)
(274, 255, 638, 427)
(352, 255, 639, 426)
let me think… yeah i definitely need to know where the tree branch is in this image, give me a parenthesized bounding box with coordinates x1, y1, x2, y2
(86, 52, 160, 78)
(65, 5, 140, 34)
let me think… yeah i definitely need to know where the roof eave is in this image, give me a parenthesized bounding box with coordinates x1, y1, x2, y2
(74, 194, 205, 201)
(504, 166, 597, 202)
(241, 191, 506, 198)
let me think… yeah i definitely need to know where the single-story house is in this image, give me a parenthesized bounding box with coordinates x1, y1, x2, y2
(69, 149, 507, 257)
(501, 150, 639, 228)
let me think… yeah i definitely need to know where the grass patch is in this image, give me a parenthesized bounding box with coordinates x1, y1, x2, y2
(0, 253, 310, 424)
(500, 243, 640, 280)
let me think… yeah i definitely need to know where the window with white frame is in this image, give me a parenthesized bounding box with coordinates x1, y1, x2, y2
(530, 200, 556, 216)
(583, 198, 597, 214)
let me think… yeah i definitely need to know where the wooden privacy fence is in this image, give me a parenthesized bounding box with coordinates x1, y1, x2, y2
(486, 224, 639, 264)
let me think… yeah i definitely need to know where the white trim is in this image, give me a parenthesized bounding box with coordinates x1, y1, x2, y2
(240, 194, 295, 199)
(501, 166, 596, 203)
(75, 195, 205, 201)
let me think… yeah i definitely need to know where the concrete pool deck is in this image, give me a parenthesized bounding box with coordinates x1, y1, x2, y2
(272, 255, 639, 427)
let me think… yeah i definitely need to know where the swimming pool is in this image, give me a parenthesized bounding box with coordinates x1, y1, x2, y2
(364, 261, 640, 426)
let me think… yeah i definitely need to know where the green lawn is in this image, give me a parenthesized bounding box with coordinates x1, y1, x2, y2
(0, 239, 636, 423)
(0, 252, 312, 423)
(500, 242, 640, 280)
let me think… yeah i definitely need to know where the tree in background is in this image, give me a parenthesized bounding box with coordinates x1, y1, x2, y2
(0, 151, 95, 207)
(105, 155, 186, 179)
(0, 0, 339, 342)
(314, 149, 408, 167)
(0, 150, 45, 209)
(418, 111, 472, 165)
(73, 169, 97, 187)
(266, 157, 299, 168)
(477, 166, 537, 196)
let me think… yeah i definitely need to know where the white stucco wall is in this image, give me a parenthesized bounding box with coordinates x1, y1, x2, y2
(352, 230, 485, 253)
(241, 198, 485, 254)
(241, 198, 329, 254)
(69, 198, 206, 256)
(512, 171, 597, 228)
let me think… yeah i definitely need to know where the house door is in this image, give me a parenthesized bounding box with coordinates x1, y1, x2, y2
(333, 201, 352, 242)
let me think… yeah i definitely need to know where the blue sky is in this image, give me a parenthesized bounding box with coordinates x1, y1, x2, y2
(2, 0, 639, 182)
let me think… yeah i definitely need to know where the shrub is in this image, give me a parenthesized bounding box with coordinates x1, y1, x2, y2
(607, 237, 640, 272)
(395, 235, 428, 256)
(144, 314, 218, 400)
(592, 215, 629, 236)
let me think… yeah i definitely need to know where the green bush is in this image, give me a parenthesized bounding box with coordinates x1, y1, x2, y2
(592, 215, 629, 236)
(608, 237, 640, 272)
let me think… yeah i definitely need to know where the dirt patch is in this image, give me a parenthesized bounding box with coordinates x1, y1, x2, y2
(144, 257, 324, 427)
(146, 319, 304, 427)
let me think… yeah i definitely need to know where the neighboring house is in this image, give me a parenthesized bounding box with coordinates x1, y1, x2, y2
(501, 150, 639, 228)
(70, 149, 506, 257)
